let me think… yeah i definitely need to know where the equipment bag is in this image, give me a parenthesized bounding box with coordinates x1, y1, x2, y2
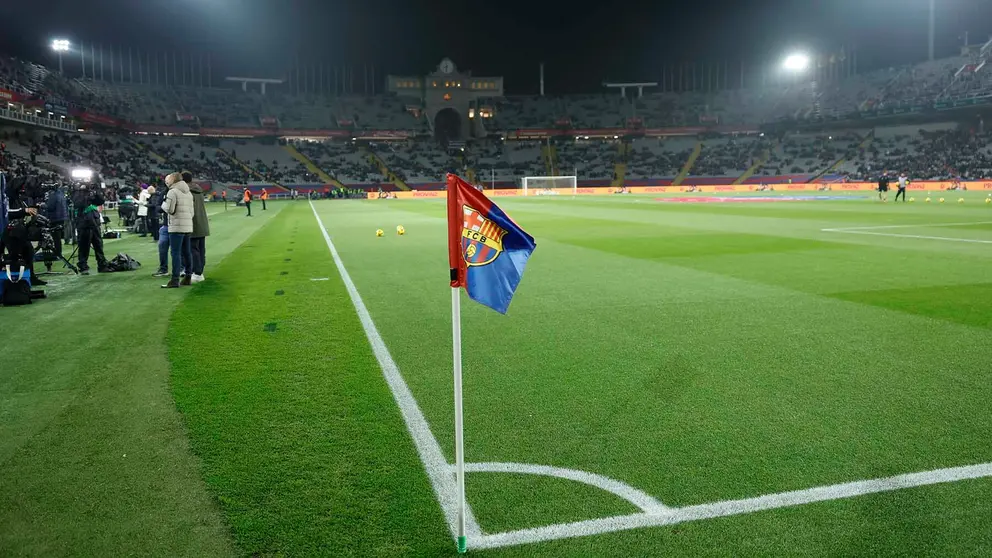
(106, 253, 141, 272)
(0, 264, 32, 306)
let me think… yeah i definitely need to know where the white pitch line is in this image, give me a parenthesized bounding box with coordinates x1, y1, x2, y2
(470, 461, 992, 550)
(822, 220, 992, 232)
(460, 462, 669, 515)
(823, 229, 992, 244)
(308, 201, 482, 540)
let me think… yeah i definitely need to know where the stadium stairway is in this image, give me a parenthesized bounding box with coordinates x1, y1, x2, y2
(542, 143, 557, 176)
(364, 149, 410, 191)
(808, 130, 874, 183)
(216, 148, 286, 190)
(733, 147, 771, 185)
(282, 144, 344, 189)
(672, 141, 702, 186)
(611, 142, 630, 187)
(129, 137, 168, 165)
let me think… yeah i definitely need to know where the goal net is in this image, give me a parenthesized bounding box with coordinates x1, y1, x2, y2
(521, 176, 577, 197)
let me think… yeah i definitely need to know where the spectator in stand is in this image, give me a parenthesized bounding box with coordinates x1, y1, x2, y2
(160, 172, 194, 289)
(184, 171, 209, 283)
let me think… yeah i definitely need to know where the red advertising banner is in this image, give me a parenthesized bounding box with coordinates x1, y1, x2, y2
(355, 130, 411, 140)
(0, 88, 19, 102)
(80, 112, 126, 127)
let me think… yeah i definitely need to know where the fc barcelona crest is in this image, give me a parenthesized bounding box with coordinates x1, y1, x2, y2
(462, 205, 506, 266)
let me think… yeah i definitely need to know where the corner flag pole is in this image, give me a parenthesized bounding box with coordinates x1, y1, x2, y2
(451, 286, 468, 554)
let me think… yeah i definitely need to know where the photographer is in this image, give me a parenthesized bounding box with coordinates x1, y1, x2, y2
(43, 182, 69, 270)
(75, 186, 109, 275)
(1, 175, 46, 286)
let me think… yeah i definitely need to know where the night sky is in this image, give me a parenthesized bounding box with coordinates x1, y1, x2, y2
(2, 0, 992, 94)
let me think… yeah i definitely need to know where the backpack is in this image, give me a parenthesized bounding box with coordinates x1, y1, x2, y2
(0, 263, 33, 306)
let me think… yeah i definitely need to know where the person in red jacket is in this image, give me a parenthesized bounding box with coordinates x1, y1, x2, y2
(260, 188, 269, 210)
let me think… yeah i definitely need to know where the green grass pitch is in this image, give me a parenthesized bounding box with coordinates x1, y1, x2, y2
(3, 193, 992, 556)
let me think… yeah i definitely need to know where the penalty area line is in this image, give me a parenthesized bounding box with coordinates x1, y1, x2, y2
(822, 229, 992, 244)
(823, 220, 992, 232)
(308, 201, 483, 540)
(471, 461, 992, 550)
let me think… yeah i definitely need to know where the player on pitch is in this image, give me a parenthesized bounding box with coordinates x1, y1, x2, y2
(895, 172, 909, 202)
(877, 171, 890, 202)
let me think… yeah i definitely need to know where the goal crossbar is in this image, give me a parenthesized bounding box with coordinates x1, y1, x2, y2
(521, 175, 577, 197)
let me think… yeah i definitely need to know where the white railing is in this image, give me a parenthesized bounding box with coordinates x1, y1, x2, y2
(981, 37, 992, 59)
(0, 108, 77, 131)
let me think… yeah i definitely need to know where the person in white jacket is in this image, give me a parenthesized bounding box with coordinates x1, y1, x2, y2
(160, 172, 194, 288)
(137, 185, 151, 236)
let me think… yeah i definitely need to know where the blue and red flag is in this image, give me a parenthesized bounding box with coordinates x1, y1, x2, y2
(447, 174, 535, 314)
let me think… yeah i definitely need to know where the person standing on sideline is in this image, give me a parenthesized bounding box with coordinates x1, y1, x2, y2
(136, 185, 151, 236)
(221, 188, 227, 210)
(184, 172, 210, 283)
(895, 172, 909, 202)
(147, 185, 161, 241)
(243, 187, 253, 216)
(161, 172, 194, 288)
(76, 186, 110, 275)
(261, 188, 268, 210)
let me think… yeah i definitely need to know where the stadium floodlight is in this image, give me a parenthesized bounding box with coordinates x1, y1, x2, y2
(783, 53, 810, 72)
(51, 38, 70, 74)
(71, 168, 94, 181)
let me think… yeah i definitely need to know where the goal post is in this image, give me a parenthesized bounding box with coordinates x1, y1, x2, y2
(521, 176, 577, 197)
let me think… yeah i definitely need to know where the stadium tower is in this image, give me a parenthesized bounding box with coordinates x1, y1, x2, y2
(388, 58, 503, 146)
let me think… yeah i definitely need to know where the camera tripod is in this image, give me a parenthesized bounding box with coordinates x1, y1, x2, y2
(37, 242, 79, 275)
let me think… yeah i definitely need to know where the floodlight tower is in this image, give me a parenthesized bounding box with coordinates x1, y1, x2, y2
(783, 52, 819, 119)
(51, 39, 70, 74)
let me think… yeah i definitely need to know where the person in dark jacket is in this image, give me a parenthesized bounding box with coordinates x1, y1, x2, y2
(76, 186, 109, 275)
(43, 184, 69, 267)
(184, 172, 210, 282)
(147, 185, 162, 242)
(1, 175, 46, 286)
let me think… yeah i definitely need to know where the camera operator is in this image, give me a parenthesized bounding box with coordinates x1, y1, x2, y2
(43, 182, 69, 270)
(2, 176, 47, 286)
(75, 185, 109, 275)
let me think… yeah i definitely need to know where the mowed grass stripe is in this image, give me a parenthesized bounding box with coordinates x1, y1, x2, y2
(0, 203, 284, 557)
(168, 202, 450, 557)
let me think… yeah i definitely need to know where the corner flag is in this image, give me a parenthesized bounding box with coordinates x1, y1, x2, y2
(447, 173, 536, 314)
(445, 173, 536, 553)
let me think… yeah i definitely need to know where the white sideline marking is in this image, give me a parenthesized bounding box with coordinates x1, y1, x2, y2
(822, 230, 992, 244)
(460, 462, 669, 515)
(308, 201, 483, 539)
(823, 220, 992, 232)
(470, 462, 992, 550)
(310, 277, 330, 281)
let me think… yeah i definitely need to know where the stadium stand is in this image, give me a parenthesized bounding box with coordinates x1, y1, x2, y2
(8, 45, 992, 193)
